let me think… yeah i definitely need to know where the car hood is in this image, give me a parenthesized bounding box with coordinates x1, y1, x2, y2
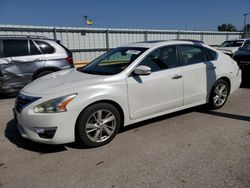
(22, 68, 106, 95)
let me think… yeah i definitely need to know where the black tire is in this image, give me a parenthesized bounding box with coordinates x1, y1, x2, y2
(76, 103, 121, 147)
(208, 79, 229, 110)
(35, 70, 55, 79)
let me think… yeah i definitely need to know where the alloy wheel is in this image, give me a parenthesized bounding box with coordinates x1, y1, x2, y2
(85, 110, 116, 143)
(213, 83, 228, 107)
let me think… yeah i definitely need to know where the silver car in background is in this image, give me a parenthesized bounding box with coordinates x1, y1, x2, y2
(0, 36, 74, 95)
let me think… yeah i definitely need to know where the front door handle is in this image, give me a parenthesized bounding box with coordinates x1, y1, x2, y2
(207, 66, 216, 70)
(172, 74, 182, 79)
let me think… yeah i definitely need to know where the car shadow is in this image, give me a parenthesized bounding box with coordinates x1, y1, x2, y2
(120, 107, 195, 133)
(5, 119, 67, 154)
(0, 95, 16, 100)
(198, 110, 250, 122)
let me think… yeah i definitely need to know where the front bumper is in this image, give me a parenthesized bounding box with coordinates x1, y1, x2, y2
(13, 107, 78, 144)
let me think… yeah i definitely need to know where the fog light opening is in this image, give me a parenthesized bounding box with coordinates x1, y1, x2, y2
(34, 127, 57, 139)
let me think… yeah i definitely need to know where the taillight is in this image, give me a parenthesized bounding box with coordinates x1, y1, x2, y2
(66, 56, 74, 66)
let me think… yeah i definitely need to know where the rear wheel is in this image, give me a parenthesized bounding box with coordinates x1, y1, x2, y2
(76, 103, 121, 147)
(35, 70, 54, 79)
(209, 79, 229, 109)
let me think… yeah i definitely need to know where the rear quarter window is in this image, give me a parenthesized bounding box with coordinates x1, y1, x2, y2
(35, 41, 54, 54)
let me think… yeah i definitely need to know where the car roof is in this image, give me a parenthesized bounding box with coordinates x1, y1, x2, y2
(0, 35, 55, 41)
(122, 39, 204, 48)
(224, 38, 250, 42)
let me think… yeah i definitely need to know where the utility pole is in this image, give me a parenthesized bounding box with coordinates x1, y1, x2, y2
(64, 13, 71, 47)
(243, 13, 249, 37)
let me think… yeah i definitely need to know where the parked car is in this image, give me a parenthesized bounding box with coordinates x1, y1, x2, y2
(233, 42, 250, 83)
(233, 42, 250, 69)
(14, 40, 241, 147)
(217, 38, 250, 56)
(0, 36, 74, 95)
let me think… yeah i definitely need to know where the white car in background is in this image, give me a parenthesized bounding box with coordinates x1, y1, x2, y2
(217, 38, 250, 56)
(14, 40, 241, 147)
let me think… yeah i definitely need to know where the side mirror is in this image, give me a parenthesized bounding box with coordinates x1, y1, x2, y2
(238, 47, 243, 51)
(133, 65, 151, 76)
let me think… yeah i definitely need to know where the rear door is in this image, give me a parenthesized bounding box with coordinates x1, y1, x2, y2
(179, 45, 218, 105)
(2, 39, 45, 86)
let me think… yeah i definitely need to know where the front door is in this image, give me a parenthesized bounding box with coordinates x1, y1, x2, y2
(126, 45, 183, 120)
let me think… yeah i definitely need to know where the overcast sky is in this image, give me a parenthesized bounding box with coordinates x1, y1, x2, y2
(0, 0, 249, 31)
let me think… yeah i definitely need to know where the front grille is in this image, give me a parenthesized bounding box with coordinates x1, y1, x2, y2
(15, 94, 40, 113)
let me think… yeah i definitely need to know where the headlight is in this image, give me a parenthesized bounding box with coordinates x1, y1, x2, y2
(33, 94, 77, 113)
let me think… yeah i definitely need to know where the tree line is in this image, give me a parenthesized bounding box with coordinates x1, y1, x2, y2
(217, 23, 250, 32)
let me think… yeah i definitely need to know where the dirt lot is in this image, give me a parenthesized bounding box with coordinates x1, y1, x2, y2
(0, 84, 249, 188)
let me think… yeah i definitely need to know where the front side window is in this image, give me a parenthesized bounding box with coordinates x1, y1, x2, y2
(80, 47, 147, 75)
(139, 46, 179, 72)
(35, 41, 54, 54)
(180, 45, 210, 65)
(3, 39, 29, 57)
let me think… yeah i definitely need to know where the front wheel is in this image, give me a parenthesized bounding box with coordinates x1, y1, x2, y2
(76, 103, 121, 147)
(208, 79, 229, 109)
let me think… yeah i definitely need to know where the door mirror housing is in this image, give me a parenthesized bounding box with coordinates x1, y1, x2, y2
(133, 65, 151, 75)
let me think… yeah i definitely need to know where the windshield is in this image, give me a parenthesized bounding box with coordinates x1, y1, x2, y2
(219, 40, 244, 47)
(79, 47, 147, 75)
(241, 42, 250, 51)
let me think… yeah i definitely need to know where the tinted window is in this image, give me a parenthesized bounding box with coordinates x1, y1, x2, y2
(139, 46, 179, 72)
(180, 45, 209, 65)
(219, 40, 244, 47)
(35, 41, 54, 54)
(30, 40, 41, 55)
(242, 41, 250, 50)
(3, 40, 29, 57)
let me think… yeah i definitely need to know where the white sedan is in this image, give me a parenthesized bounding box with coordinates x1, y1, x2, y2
(14, 40, 242, 147)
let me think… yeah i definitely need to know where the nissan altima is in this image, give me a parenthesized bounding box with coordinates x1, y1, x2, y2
(14, 40, 241, 147)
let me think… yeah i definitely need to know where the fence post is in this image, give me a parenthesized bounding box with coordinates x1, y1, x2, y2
(200, 32, 204, 42)
(144, 30, 148, 41)
(105, 29, 109, 51)
(177, 30, 180, 39)
(226, 32, 229, 40)
(53, 27, 57, 40)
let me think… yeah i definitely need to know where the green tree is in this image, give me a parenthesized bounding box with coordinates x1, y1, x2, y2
(244, 24, 250, 31)
(217, 24, 237, 31)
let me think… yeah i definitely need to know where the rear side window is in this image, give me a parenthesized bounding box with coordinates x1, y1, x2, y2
(35, 41, 54, 54)
(30, 40, 41, 55)
(180, 45, 216, 65)
(3, 40, 29, 57)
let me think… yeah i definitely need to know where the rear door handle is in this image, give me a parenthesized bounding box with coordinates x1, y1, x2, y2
(172, 74, 182, 79)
